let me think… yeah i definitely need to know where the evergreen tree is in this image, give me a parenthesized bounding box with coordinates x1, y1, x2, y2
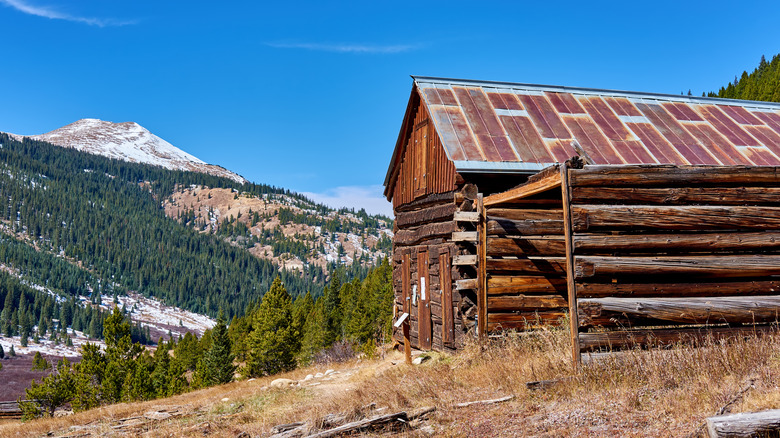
(31, 351, 50, 371)
(199, 310, 236, 386)
(20, 359, 75, 418)
(246, 278, 299, 377)
(9, 345, 15, 356)
(0, 344, 4, 359)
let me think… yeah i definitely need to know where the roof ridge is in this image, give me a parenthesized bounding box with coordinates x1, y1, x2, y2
(411, 75, 780, 109)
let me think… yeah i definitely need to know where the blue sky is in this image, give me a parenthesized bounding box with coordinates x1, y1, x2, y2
(1, 1, 779, 216)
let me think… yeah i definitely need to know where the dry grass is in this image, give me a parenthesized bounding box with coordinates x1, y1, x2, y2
(3, 326, 780, 437)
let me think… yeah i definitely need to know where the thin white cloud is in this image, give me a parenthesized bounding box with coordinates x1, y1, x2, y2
(0, 0, 135, 26)
(302, 185, 393, 217)
(266, 41, 419, 54)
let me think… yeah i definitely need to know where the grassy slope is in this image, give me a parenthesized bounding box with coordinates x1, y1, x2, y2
(3, 328, 780, 437)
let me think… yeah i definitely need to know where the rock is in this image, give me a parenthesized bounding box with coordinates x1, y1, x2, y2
(419, 425, 436, 435)
(248, 378, 255, 382)
(54, 409, 73, 417)
(222, 397, 230, 402)
(324, 369, 335, 376)
(315, 372, 324, 378)
(303, 374, 314, 381)
(412, 355, 430, 365)
(270, 378, 295, 388)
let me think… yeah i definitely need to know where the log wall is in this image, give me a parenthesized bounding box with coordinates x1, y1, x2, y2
(566, 165, 780, 354)
(392, 185, 480, 351)
(483, 168, 569, 332)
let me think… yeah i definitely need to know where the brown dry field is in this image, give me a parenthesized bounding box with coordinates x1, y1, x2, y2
(2, 326, 780, 437)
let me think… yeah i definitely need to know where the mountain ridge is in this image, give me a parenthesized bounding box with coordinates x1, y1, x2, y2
(6, 118, 247, 184)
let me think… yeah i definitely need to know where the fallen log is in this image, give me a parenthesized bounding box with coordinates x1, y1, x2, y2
(454, 395, 515, 408)
(706, 409, 780, 437)
(305, 411, 409, 438)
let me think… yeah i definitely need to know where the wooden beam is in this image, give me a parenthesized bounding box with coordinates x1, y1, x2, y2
(478, 194, 487, 339)
(571, 186, 780, 206)
(561, 161, 581, 370)
(578, 296, 780, 326)
(572, 205, 780, 232)
(488, 236, 566, 257)
(486, 257, 567, 275)
(575, 255, 780, 279)
(707, 409, 780, 438)
(487, 218, 564, 236)
(579, 325, 776, 351)
(484, 172, 562, 206)
(452, 231, 478, 242)
(576, 280, 780, 299)
(453, 255, 477, 266)
(568, 165, 780, 187)
(573, 232, 780, 253)
(487, 294, 568, 311)
(487, 275, 567, 295)
(456, 278, 478, 290)
(454, 211, 480, 222)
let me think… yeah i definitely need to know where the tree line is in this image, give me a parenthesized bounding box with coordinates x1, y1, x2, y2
(20, 260, 393, 418)
(707, 53, 780, 102)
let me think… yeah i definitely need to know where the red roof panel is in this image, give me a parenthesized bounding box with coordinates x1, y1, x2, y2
(405, 78, 780, 172)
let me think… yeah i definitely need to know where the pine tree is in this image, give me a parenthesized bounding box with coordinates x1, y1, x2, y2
(0, 343, 4, 359)
(9, 345, 15, 356)
(200, 310, 236, 386)
(246, 278, 299, 377)
(20, 359, 75, 418)
(31, 351, 50, 370)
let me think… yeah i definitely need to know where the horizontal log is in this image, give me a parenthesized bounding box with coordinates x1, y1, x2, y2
(488, 236, 566, 257)
(396, 191, 455, 213)
(707, 409, 780, 438)
(395, 221, 458, 246)
(571, 186, 780, 206)
(395, 203, 456, 228)
(452, 231, 478, 242)
(488, 294, 568, 311)
(453, 255, 477, 266)
(486, 209, 563, 221)
(484, 171, 561, 206)
(576, 280, 780, 298)
(487, 257, 566, 275)
(573, 232, 780, 254)
(487, 219, 564, 236)
(572, 205, 780, 232)
(579, 325, 777, 352)
(487, 275, 567, 295)
(456, 279, 478, 290)
(454, 211, 480, 222)
(568, 165, 780, 187)
(578, 296, 780, 326)
(487, 311, 566, 331)
(575, 255, 780, 279)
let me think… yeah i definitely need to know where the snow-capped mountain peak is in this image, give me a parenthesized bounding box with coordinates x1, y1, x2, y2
(8, 118, 246, 183)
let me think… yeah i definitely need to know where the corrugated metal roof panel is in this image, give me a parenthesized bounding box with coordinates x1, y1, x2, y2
(413, 76, 780, 170)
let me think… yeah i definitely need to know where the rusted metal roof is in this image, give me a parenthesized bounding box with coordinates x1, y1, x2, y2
(409, 76, 780, 173)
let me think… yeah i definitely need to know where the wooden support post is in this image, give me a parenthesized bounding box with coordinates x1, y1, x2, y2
(402, 253, 412, 365)
(477, 194, 487, 339)
(403, 323, 412, 365)
(560, 161, 581, 370)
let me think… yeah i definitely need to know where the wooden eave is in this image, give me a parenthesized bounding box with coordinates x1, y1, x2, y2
(483, 164, 562, 206)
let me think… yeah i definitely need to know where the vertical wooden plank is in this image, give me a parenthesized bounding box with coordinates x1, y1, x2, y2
(402, 253, 412, 363)
(560, 162, 581, 369)
(477, 194, 488, 339)
(440, 251, 454, 346)
(418, 249, 432, 349)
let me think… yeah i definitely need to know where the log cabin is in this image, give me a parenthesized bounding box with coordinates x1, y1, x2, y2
(384, 76, 780, 364)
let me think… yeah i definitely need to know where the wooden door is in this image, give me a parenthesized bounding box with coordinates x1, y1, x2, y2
(440, 251, 454, 347)
(418, 249, 432, 349)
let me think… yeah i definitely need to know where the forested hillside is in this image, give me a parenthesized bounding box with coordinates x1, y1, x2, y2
(0, 133, 390, 324)
(708, 54, 780, 102)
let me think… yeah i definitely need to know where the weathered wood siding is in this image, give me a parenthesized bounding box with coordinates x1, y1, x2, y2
(567, 165, 780, 353)
(390, 94, 457, 209)
(484, 171, 569, 332)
